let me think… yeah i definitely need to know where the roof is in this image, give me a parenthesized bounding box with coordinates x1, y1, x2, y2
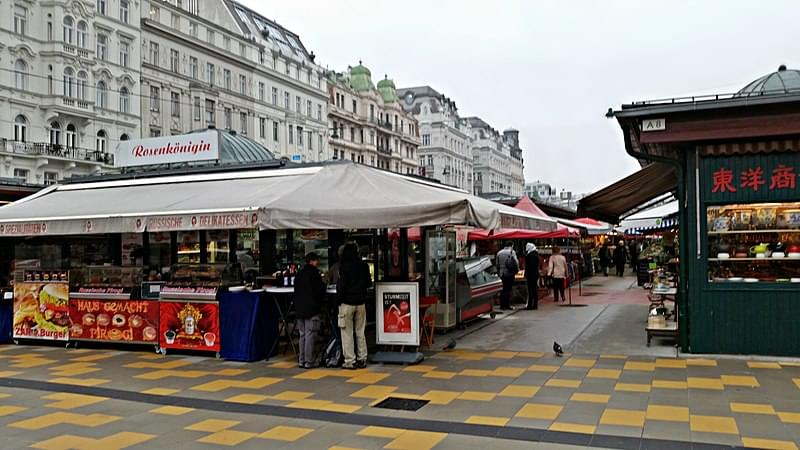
(349, 64, 374, 92)
(226, 0, 314, 63)
(377, 77, 399, 103)
(737, 65, 800, 97)
(200, 128, 276, 164)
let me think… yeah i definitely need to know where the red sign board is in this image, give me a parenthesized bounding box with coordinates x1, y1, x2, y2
(159, 301, 220, 352)
(68, 299, 159, 343)
(13, 281, 70, 341)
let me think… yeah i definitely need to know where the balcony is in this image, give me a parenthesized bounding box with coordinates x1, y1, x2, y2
(61, 97, 92, 110)
(376, 143, 391, 155)
(0, 140, 114, 166)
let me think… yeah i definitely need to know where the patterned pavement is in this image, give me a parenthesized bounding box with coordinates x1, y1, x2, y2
(0, 344, 799, 449)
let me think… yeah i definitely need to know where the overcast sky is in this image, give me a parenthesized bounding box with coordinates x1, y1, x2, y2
(240, 0, 798, 194)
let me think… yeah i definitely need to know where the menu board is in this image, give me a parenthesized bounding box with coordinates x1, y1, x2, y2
(375, 282, 419, 346)
(13, 281, 70, 341)
(159, 301, 220, 352)
(69, 299, 159, 343)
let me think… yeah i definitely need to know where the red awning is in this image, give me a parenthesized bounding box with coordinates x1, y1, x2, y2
(467, 197, 580, 241)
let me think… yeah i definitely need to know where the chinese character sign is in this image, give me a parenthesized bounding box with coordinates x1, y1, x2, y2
(704, 155, 800, 203)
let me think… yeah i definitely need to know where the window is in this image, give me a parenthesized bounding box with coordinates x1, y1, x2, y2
(13, 115, 27, 142)
(149, 42, 159, 64)
(14, 5, 26, 35)
(223, 36, 230, 51)
(14, 60, 27, 90)
(190, 57, 198, 79)
(171, 13, 180, 29)
(96, 130, 107, 153)
(272, 87, 278, 105)
(63, 68, 75, 97)
(206, 29, 214, 44)
(189, 22, 197, 37)
(284, 92, 289, 109)
(96, 81, 107, 108)
(297, 126, 303, 147)
(193, 97, 200, 120)
(239, 43, 246, 57)
(259, 118, 266, 138)
(273, 121, 279, 141)
(318, 135, 323, 153)
(96, 33, 107, 60)
(149, 127, 161, 137)
(239, 74, 247, 95)
(119, 0, 129, 23)
(295, 95, 301, 113)
(207, 63, 215, 84)
(119, 40, 130, 67)
(13, 169, 28, 183)
(188, 0, 199, 15)
(65, 124, 76, 148)
(49, 122, 61, 145)
(352, 99, 357, 114)
(422, 134, 430, 146)
(205, 99, 215, 123)
(47, 21, 52, 41)
(370, 104, 375, 121)
(224, 69, 231, 90)
(120, 133, 128, 141)
(170, 50, 179, 73)
(63, 16, 74, 44)
(96, 0, 106, 15)
(224, 107, 231, 129)
(288, 125, 293, 144)
(240, 112, 247, 134)
(307, 100, 312, 117)
(317, 104, 322, 120)
(149, 5, 160, 20)
(77, 21, 87, 48)
(149, 86, 160, 111)
(171, 92, 180, 117)
(119, 87, 129, 113)
(258, 82, 265, 101)
(44, 172, 58, 186)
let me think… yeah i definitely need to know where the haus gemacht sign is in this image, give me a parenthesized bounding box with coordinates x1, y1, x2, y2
(115, 130, 220, 167)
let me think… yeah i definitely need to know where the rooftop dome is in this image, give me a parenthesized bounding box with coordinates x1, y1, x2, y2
(349, 62, 374, 92)
(377, 76, 399, 102)
(737, 65, 800, 97)
(188, 128, 275, 165)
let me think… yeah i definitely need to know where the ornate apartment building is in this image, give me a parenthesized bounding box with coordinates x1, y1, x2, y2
(0, 0, 141, 185)
(397, 86, 472, 192)
(140, 0, 328, 162)
(327, 63, 419, 175)
(464, 117, 525, 197)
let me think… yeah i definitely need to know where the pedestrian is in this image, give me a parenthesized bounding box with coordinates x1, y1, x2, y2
(495, 241, 519, 310)
(613, 240, 628, 277)
(293, 252, 325, 369)
(548, 246, 568, 302)
(599, 242, 611, 277)
(336, 243, 371, 370)
(524, 243, 539, 310)
(629, 240, 640, 273)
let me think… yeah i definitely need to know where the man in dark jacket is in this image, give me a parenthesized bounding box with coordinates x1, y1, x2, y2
(613, 241, 628, 277)
(495, 241, 519, 310)
(524, 243, 539, 310)
(294, 252, 325, 369)
(337, 243, 372, 369)
(599, 242, 611, 277)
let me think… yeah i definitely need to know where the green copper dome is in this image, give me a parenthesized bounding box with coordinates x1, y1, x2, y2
(349, 63, 374, 92)
(377, 77, 399, 102)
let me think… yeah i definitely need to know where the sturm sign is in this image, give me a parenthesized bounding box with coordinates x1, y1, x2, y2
(115, 131, 220, 167)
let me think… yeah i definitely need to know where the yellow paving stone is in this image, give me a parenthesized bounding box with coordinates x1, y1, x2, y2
(141, 388, 179, 396)
(491, 367, 526, 377)
(190, 376, 283, 392)
(269, 360, 298, 369)
(136, 353, 164, 360)
(488, 351, 518, 359)
(465, 415, 509, 426)
(185, 419, 240, 432)
(286, 399, 332, 409)
(730, 402, 777, 415)
(402, 365, 436, 373)
(570, 393, 610, 404)
(293, 369, 331, 380)
(318, 403, 361, 413)
(549, 422, 596, 434)
(49, 363, 102, 377)
(10, 412, 121, 430)
(224, 394, 268, 404)
(545, 378, 581, 388)
(215, 368, 250, 376)
(30, 431, 155, 450)
(149, 406, 194, 415)
(615, 383, 651, 393)
(458, 391, 497, 401)
(48, 377, 110, 387)
(329, 447, 364, 450)
(600, 354, 628, 359)
(741, 438, 798, 450)
(528, 364, 560, 373)
(685, 358, 717, 367)
(687, 377, 724, 390)
(795, 378, 800, 390)
(420, 390, 461, 405)
(135, 370, 211, 380)
(646, 405, 690, 422)
(624, 361, 655, 371)
(655, 358, 687, 369)
(422, 370, 457, 380)
(124, 360, 194, 369)
(69, 354, 115, 363)
(259, 425, 314, 441)
(384, 430, 447, 450)
(587, 368, 621, 379)
(350, 385, 398, 399)
(0, 370, 22, 377)
(460, 369, 492, 377)
(0, 393, 11, 399)
(721, 375, 760, 388)
(515, 403, 564, 420)
(269, 391, 315, 401)
(600, 408, 646, 427)
(778, 412, 800, 424)
(10, 357, 56, 368)
(747, 361, 782, 369)
(42, 393, 108, 410)
(689, 415, 739, 434)
(652, 379, 688, 390)
(357, 426, 405, 438)
(564, 358, 595, 368)
(0, 406, 27, 416)
(498, 385, 540, 398)
(347, 372, 391, 384)
(517, 351, 545, 358)
(197, 430, 257, 446)
(780, 362, 800, 367)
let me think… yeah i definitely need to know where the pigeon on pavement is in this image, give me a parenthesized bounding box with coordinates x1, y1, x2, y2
(553, 341, 564, 357)
(443, 339, 457, 351)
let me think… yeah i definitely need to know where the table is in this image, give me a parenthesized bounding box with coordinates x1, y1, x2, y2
(219, 291, 278, 362)
(265, 286, 297, 356)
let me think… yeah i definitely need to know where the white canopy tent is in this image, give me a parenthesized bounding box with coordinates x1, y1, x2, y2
(0, 162, 556, 236)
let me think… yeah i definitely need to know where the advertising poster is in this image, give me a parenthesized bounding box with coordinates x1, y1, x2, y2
(159, 301, 220, 352)
(375, 282, 419, 346)
(69, 299, 158, 343)
(13, 281, 70, 341)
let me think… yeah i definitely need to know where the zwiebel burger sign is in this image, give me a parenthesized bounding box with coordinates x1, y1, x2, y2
(115, 131, 220, 167)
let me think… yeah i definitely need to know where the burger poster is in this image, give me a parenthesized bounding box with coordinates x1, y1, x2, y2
(375, 282, 419, 346)
(13, 282, 70, 341)
(159, 301, 220, 352)
(68, 300, 158, 343)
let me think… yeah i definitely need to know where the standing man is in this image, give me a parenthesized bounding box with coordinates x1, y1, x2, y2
(495, 241, 519, 310)
(337, 243, 371, 370)
(294, 252, 325, 369)
(613, 240, 628, 277)
(599, 242, 611, 277)
(629, 240, 640, 274)
(524, 243, 540, 310)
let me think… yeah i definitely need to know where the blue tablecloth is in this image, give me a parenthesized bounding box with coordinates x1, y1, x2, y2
(219, 291, 279, 362)
(0, 300, 12, 343)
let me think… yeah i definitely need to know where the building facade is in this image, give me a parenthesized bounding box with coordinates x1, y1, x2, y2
(327, 64, 419, 174)
(140, 0, 328, 162)
(396, 86, 472, 191)
(0, 0, 142, 185)
(464, 117, 524, 197)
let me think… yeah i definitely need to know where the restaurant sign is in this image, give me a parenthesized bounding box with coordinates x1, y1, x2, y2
(375, 282, 419, 346)
(701, 153, 800, 204)
(500, 214, 556, 232)
(139, 212, 259, 232)
(115, 130, 219, 167)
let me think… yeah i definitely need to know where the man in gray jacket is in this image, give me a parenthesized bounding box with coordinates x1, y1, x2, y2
(495, 242, 519, 310)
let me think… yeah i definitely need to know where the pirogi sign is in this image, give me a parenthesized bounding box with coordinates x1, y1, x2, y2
(115, 130, 220, 167)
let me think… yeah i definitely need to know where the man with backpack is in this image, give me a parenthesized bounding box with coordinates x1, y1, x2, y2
(495, 241, 519, 310)
(294, 252, 325, 369)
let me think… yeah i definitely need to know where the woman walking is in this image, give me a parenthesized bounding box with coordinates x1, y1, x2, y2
(336, 243, 371, 370)
(548, 246, 568, 302)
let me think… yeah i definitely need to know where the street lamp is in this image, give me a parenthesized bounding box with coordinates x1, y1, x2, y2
(328, 127, 340, 160)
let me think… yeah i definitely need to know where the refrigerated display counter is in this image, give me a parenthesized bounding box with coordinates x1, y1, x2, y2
(455, 256, 501, 324)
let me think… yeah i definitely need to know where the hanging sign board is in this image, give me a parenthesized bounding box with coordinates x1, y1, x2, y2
(115, 130, 219, 167)
(375, 282, 419, 346)
(642, 118, 666, 132)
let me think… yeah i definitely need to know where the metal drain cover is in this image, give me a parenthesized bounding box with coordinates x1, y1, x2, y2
(373, 397, 430, 411)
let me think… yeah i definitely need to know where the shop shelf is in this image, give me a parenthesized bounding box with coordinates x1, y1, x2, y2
(708, 229, 800, 235)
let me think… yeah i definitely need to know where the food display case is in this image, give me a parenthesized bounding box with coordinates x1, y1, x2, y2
(159, 264, 222, 354)
(455, 256, 501, 323)
(426, 229, 457, 330)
